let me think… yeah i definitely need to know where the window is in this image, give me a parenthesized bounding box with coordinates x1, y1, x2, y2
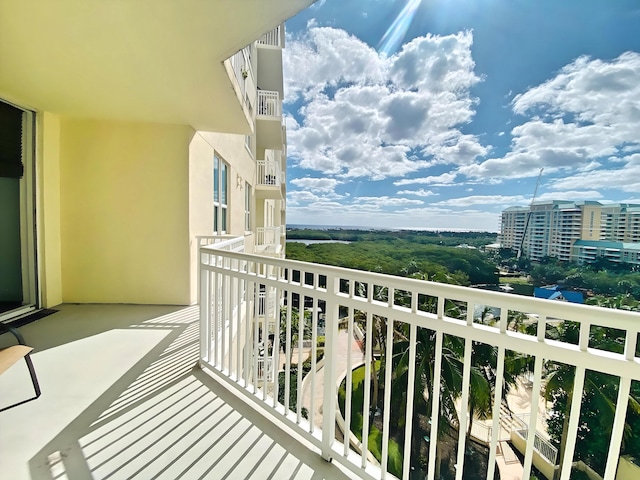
(213, 155, 228, 234)
(245, 182, 252, 231)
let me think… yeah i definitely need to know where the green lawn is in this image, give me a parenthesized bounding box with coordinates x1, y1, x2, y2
(338, 363, 404, 478)
(499, 276, 531, 285)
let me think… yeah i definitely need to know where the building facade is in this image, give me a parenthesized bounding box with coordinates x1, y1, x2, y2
(500, 201, 640, 264)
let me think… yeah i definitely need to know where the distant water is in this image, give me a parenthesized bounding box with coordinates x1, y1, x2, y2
(287, 239, 351, 245)
(288, 224, 395, 231)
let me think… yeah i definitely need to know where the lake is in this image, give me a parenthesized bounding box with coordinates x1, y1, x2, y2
(287, 239, 351, 245)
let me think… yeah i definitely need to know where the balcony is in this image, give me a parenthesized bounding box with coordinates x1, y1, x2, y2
(255, 151, 284, 200)
(257, 25, 284, 48)
(255, 226, 284, 256)
(2, 241, 639, 480)
(256, 90, 284, 151)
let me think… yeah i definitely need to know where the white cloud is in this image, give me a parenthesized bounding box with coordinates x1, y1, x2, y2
(351, 196, 424, 209)
(393, 172, 458, 186)
(549, 154, 640, 193)
(397, 188, 438, 197)
(290, 177, 342, 192)
(287, 203, 501, 231)
(536, 190, 604, 201)
(461, 52, 640, 181)
(284, 28, 486, 180)
(435, 195, 528, 207)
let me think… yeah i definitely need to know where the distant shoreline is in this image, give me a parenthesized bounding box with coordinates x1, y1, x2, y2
(287, 224, 499, 234)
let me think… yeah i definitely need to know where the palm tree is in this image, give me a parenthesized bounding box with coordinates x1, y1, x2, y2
(279, 306, 312, 364)
(352, 282, 390, 418)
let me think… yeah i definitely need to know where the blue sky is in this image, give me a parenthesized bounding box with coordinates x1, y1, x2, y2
(280, 0, 640, 231)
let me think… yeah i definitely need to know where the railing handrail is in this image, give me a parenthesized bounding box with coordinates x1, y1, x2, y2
(198, 235, 245, 251)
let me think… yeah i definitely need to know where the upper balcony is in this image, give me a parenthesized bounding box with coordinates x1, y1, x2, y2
(255, 226, 284, 257)
(226, 46, 257, 121)
(256, 90, 285, 151)
(255, 150, 284, 200)
(257, 25, 285, 49)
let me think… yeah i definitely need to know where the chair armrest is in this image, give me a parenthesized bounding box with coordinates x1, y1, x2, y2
(0, 323, 27, 345)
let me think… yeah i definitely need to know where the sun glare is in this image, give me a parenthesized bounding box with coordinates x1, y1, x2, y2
(377, 0, 424, 56)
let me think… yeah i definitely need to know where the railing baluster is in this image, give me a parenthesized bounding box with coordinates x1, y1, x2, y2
(199, 253, 211, 363)
(604, 376, 631, 480)
(285, 288, 292, 413)
(522, 354, 544, 479)
(427, 331, 444, 480)
(486, 345, 505, 480)
(455, 336, 472, 480)
(402, 322, 417, 480)
(362, 309, 373, 469)
(344, 305, 354, 457)
(310, 293, 318, 432)
(272, 282, 281, 408)
(322, 273, 339, 461)
(212, 270, 219, 367)
(228, 270, 235, 376)
(244, 277, 252, 386)
(559, 366, 586, 480)
(297, 297, 305, 423)
(253, 281, 260, 394)
(381, 317, 394, 479)
(236, 266, 243, 380)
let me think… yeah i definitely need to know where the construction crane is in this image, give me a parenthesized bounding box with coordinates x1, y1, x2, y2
(517, 168, 544, 259)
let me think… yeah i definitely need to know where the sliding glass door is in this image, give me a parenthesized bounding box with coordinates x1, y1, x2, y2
(0, 100, 37, 318)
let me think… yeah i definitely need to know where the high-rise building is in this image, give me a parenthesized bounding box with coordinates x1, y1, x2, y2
(499, 201, 640, 264)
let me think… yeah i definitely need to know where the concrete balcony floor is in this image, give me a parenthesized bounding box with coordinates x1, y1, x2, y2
(0, 304, 356, 480)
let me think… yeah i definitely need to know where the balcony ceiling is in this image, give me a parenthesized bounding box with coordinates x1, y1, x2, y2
(0, 0, 314, 132)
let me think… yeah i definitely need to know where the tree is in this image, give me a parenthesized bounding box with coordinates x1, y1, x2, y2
(545, 321, 640, 478)
(279, 306, 312, 364)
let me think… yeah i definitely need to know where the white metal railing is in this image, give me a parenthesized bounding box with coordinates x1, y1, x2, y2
(256, 158, 282, 187)
(229, 46, 253, 101)
(199, 243, 640, 480)
(197, 235, 245, 251)
(257, 90, 281, 117)
(515, 426, 559, 465)
(255, 226, 282, 252)
(257, 354, 276, 383)
(257, 25, 282, 47)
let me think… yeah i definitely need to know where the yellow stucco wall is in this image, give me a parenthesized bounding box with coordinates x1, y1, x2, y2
(59, 118, 193, 304)
(38, 112, 63, 307)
